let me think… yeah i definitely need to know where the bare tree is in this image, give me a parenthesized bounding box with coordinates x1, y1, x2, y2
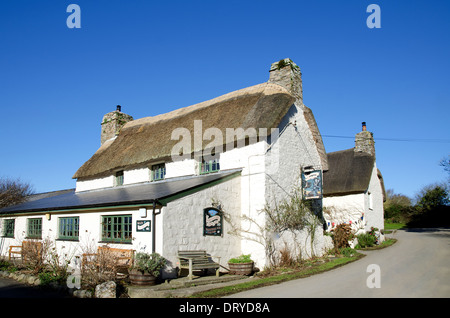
(0, 176, 34, 209)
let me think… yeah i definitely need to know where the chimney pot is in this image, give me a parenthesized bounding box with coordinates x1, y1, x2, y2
(268, 58, 303, 103)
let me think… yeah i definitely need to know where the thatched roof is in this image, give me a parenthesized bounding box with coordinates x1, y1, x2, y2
(73, 83, 299, 180)
(323, 148, 375, 196)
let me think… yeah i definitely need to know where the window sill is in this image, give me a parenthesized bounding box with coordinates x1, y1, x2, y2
(98, 241, 132, 245)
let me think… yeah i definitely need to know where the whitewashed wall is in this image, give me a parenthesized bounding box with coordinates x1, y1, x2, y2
(323, 193, 366, 234)
(0, 207, 159, 271)
(364, 163, 385, 232)
(262, 104, 332, 266)
(322, 163, 385, 239)
(161, 175, 241, 278)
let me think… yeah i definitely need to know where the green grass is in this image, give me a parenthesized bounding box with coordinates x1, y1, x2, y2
(190, 253, 365, 298)
(384, 221, 406, 230)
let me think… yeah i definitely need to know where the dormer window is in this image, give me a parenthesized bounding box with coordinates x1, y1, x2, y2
(200, 157, 220, 174)
(151, 163, 166, 181)
(115, 170, 124, 186)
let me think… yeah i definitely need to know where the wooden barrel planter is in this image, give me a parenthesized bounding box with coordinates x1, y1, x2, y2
(228, 262, 254, 276)
(129, 270, 156, 286)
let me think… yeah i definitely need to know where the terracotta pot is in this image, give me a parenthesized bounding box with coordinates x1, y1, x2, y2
(129, 269, 156, 286)
(228, 262, 254, 275)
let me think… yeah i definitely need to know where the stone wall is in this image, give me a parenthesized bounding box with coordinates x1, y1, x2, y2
(101, 109, 133, 145)
(161, 175, 242, 278)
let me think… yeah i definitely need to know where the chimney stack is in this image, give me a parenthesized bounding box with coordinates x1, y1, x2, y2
(101, 105, 133, 145)
(268, 58, 303, 103)
(355, 122, 375, 157)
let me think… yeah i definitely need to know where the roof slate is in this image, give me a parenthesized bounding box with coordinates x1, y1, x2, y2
(0, 169, 241, 214)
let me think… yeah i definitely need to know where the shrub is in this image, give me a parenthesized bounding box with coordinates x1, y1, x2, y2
(331, 223, 353, 253)
(356, 233, 377, 248)
(130, 252, 167, 277)
(228, 254, 253, 264)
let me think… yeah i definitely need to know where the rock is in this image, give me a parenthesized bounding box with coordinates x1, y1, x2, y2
(95, 281, 116, 298)
(73, 289, 93, 298)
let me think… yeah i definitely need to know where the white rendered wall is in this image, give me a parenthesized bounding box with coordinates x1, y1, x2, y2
(75, 176, 114, 192)
(322, 164, 385, 236)
(0, 207, 159, 272)
(161, 175, 241, 278)
(262, 104, 333, 264)
(123, 167, 150, 185)
(165, 158, 197, 179)
(364, 163, 385, 232)
(323, 193, 366, 234)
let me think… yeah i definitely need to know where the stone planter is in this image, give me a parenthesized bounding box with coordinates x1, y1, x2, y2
(129, 270, 157, 286)
(228, 262, 254, 276)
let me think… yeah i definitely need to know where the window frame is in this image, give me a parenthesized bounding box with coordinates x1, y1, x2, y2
(115, 170, 124, 186)
(27, 218, 42, 239)
(58, 216, 80, 241)
(199, 158, 220, 175)
(101, 214, 132, 243)
(2, 219, 15, 238)
(151, 163, 166, 181)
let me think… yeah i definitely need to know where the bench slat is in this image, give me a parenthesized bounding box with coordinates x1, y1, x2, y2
(177, 250, 221, 280)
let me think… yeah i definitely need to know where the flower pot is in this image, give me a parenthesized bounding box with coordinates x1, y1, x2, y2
(228, 262, 254, 276)
(129, 270, 156, 286)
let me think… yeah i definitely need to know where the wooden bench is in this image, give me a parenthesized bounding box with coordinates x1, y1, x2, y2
(82, 246, 134, 273)
(8, 241, 43, 261)
(177, 250, 221, 280)
(8, 245, 22, 260)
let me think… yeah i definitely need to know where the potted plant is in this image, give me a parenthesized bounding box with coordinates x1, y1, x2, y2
(228, 254, 254, 276)
(129, 252, 167, 286)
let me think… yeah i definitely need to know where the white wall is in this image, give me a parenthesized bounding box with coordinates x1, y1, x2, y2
(323, 193, 366, 234)
(76, 176, 114, 192)
(161, 175, 242, 277)
(0, 207, 158, 271)
(322, 163, 385, 239)
(364, 163, 385, 232)
(261, 104, 332, 265)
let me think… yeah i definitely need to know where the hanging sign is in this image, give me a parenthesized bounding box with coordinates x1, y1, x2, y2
(136, 220, 151, 232)
(203, 207, 222, 236)
(302, 169, 322, 200)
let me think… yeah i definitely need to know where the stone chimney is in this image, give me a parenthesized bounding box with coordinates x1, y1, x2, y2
(268, 58, 303, 103)
(101, 105, 133, 145)
(354, 122, 375, 157)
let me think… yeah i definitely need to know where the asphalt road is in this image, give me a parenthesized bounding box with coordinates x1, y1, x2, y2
(0, 277, 69, 298)
(226, 228, 450, 298)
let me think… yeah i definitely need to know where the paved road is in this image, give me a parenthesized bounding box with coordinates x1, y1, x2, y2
(0, 277, 69, 298)
(226, 228, 450, 298)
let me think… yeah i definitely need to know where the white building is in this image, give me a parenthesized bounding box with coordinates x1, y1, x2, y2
(322, 122, 386, 239)
(0, 59, 333, 277)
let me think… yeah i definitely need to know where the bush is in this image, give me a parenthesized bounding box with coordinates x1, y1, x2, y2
(130, 252, 167, 277)
(331, 223, 353, 253)
(228, 254, 253, 264)
(356, 233, 377, 248)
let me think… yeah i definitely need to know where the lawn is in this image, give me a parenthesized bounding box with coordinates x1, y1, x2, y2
(190, 252, 365, 298)
(384, 221, 406, 231)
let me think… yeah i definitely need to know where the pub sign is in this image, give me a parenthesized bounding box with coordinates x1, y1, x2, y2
(302, 169, 322, 200)
(203, 207, 222, 236)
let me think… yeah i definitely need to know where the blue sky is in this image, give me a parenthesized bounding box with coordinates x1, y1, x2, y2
(1, 0, 449, 200)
